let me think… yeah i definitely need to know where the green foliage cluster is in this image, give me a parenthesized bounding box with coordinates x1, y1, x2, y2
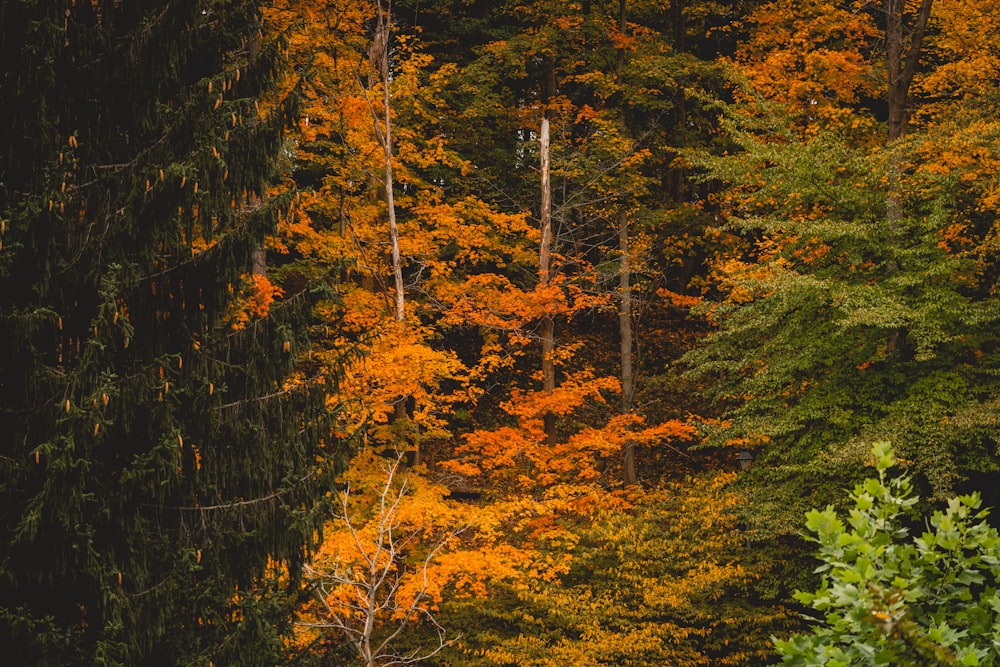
(685, 99, 1000, 534)
(0, 1, 344, 664)
(777, 442, 1000, 666)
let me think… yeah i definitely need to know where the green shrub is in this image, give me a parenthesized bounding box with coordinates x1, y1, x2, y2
(775, 442, 1000, 666)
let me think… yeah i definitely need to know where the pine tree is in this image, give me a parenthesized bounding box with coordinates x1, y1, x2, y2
(0, 1, 342, 664)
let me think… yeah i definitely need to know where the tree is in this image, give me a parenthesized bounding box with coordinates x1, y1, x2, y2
(776, 442, 1000, 666)
(295, 450, 464, 666)
(368, 0, 406, 322)
(438, 476, 795, 667)
(0, 2, 341, 663)
(686, 0, 1000, 520)
(678, 3, 1000, 635)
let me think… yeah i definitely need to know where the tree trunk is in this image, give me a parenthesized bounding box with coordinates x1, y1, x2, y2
(884, 0, 932, 221)
(384, 83, 405, 322)
(883, 0, 931, 344)
(619, 206, 636, 486)
(251, 246, 266, 277)
(539, 113, 556, 446)
(539, 116, 552, 289)
(615, 0, 637, 486)
(670, 0, 684, 53)
(372, 0, 405, 321)
(885, 0, 933, 142)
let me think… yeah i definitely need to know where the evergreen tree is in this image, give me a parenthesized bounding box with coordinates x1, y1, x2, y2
(0, 1, 342, 664)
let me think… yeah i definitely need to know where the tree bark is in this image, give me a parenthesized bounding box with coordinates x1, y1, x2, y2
(883, 0, 931, 345)
(251, 246, 266, 277)
(372, 0, 405, 321)
(615, 0, 637, 486)
(539, 113, 556, 446)
(384, 86, 405, 322)
(885, 0, 933, 142)
(670, 0, 684, 53)
(619, 206, 636, 486)
(884, 0, 932, 224)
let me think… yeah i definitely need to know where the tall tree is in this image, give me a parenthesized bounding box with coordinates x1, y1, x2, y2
(687, 0, 1000, 553)
(615, 0, 637, 486)
(369, 0, 406, 322)
(0, 1, 340, 663)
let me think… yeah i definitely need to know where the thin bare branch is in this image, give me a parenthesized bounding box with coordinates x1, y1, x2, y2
(302, 450, 462, 666)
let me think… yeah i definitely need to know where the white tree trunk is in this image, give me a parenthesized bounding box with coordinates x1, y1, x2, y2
(539, 115, 556, 446)
(372, 0, 405, 321)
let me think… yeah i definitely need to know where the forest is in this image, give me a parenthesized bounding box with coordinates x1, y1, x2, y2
(3, 0, 1000, 665)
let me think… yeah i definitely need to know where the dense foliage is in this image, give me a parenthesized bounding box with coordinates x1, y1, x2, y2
(0, 1, 343, 664)
(4, 0, 1000, 665)
(777, 442, 1000, 666)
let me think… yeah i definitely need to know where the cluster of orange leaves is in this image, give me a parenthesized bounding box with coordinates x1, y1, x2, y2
(226, 273, 284, 331)
(264, 0, 772, 662)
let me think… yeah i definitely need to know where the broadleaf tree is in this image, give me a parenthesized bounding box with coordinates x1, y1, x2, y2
(775, 442, 1000, 666)
(685, 0, 1000, 535)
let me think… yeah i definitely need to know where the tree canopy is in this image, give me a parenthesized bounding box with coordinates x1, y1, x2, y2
(0, 1, 344, 664)
(4, 0, 1000, 665)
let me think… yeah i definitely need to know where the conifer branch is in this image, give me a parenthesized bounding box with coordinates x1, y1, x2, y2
(158, 469, 321, 512)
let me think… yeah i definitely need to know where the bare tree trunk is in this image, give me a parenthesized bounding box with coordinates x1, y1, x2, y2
(372, 0, 405, 321)
(618, 206, 636, 486)
(383, 80, 404, 322)
(539, 113, 556, 446)
(614, 0, 637, 486)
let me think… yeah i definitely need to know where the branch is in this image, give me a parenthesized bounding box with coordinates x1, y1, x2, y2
(158, 468, 318, 511)
(304, 449, 465, 665)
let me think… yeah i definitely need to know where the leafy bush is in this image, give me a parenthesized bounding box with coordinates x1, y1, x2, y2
(775, 442, 1000, 666)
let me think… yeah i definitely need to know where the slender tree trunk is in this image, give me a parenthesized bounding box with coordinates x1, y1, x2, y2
(539, 113, 556, 446)
(539, 118, 552, 298)
(670, 0, 684, 53)
(372, 0, 405, 321)
(384, 83, 404, 322)
(618, 206, 636, 486)
(615, 0, 637, 486)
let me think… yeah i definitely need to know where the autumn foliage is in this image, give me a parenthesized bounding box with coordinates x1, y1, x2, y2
(7, 0, 1000, 663)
